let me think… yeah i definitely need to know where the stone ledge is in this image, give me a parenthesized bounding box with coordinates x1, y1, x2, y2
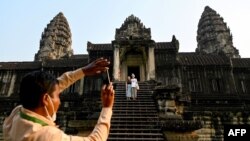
(68, 120, 97, 128)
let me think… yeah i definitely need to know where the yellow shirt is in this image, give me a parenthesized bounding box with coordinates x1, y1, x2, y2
(3, 68, 112, 141)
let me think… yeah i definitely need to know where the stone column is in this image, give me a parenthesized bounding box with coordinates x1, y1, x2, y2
(113, 45, 120, 81)
(7, 72, 16, 97)
(147, 46, 155, 80)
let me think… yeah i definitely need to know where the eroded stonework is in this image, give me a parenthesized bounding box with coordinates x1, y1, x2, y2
(115, 14, 151, 40)
(196, 6, 240, 58)
(34, 12, 73, 61)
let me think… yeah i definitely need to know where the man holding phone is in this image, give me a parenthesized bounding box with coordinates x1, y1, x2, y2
(3, 58, 115, 141)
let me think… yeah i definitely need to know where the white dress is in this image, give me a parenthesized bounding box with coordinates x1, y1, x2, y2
(126, 82, 132, 98)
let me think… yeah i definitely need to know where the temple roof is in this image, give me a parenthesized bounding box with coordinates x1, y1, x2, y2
(155, 42, 176, 50)
(232, 58, 250, 68)
(0, 57, 88, 70)
(87, 42, 112, 51)
(43, 58, 88, 68)
(178, 53, 230, 66)
(87, 42, 175, 51)
(70, 54, 88, 59)
(0, 62, 41, 70)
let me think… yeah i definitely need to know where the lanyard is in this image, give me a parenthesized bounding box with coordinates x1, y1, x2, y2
(20, 111, 48, 126)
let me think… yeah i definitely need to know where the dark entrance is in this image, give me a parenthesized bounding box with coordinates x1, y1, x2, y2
(128, 66, 140, 81)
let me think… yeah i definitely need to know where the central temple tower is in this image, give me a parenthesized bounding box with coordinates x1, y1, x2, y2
(112, 15, 156, 81)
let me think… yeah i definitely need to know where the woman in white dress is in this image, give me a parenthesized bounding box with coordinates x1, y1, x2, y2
(126, 76, 132, 100)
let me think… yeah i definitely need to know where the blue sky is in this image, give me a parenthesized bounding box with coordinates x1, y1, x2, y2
(1, 0, 250, 62)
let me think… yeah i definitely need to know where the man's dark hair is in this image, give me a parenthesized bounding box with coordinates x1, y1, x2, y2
(19, 70, 58, 109)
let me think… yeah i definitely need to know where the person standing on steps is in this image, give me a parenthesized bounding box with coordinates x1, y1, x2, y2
(131, 73, 138, 100)
(126, 76, 132, 100)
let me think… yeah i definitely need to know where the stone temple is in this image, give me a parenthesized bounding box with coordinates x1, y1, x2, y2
(0, 6, 250, 141)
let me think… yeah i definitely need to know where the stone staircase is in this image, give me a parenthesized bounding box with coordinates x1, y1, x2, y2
(108, 81, 165, 141)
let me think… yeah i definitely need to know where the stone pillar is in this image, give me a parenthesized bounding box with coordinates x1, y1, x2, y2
(147, 46, 155, 80)
(113, 45, 120, 81)
(7, 72, 16, 96)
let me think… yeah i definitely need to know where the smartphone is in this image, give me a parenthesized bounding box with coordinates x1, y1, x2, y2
(102, 69, 110, 85)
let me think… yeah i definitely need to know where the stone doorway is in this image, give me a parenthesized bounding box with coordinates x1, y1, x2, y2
(128, 66, 140, 81)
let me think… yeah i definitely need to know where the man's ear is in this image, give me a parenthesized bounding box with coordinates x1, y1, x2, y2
(42, 94, 49, 107)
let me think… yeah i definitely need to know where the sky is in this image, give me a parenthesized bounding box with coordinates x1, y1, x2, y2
(1, 0, 250, 62)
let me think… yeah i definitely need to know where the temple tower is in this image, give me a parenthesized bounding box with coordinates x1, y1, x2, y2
(112, 15, 155, 81)
(35, 12, 73, 61)
(196, 6, 240, 58)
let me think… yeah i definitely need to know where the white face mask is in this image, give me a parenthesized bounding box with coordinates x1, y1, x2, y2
(44, 95, 57, 122)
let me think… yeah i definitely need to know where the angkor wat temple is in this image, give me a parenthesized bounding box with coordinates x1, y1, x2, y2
(1, 6, 250, 141)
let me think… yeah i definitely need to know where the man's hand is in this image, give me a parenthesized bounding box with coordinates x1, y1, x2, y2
(101, 83, 115, 108)
(82, 58, 110, 76)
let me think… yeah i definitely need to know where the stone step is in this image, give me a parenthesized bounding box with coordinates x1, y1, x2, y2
(114, 105, 156, 108)
(111, 120, 159, 124)
(114, 101, 155, 104)
(114, 96, 153, 98)
(109, 132, 163, 138)
(115, 88, 154, 90)
(113, 104, 155, 107)
(112, 115, 158, 119)
(113, 107, 157, 110)
(109, 132, 163, 135)
(114, 86, 153, 89)
(110, 128, 162, 133)
(115, 91, 152, 94)
(108, 137, 164, 141)
(114, 99, 154, 102)
(112, 113, 158, 117)
(111, 120, 159, 125)
(108, 82, 164, 141)
(113, 109, 157, 114)
(113, 105, 156, 108)
(115, 92, 153, 95)
(110, 124, 160, 129)
(114, 98, 153, 101)
(115, 90, 154, 94)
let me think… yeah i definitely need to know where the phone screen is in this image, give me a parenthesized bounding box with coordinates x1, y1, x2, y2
(106, 69, 110, 84)
(102, 69, 110, 85)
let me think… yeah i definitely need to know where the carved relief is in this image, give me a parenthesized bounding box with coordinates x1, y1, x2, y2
(115, 15, 151, 40)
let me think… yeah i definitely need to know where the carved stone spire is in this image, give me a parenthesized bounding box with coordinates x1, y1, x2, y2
(35, 12, 73, 61)
(196, 6, 240, 58)
(115, 14, 151, 40)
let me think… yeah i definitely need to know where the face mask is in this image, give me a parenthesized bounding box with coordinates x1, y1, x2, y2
(44, 95, 57, 122)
